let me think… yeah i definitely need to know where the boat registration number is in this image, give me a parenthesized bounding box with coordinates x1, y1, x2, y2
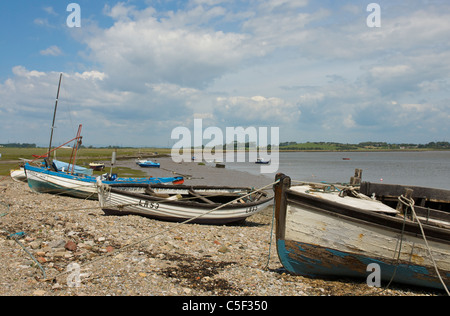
(138, 200, 160, 210)
(245, 206, 258, 213)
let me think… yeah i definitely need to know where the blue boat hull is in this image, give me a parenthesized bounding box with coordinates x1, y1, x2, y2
(138, 163, 160, 168)
(27, 176, 94, 199)
(277, 239, 450, 290)
(24, 163, 183, 199)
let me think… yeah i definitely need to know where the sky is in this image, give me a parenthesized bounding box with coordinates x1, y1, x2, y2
(0, 0, 449, 147)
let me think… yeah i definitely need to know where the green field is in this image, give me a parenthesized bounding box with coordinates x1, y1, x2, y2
(0, 147, 171, 176)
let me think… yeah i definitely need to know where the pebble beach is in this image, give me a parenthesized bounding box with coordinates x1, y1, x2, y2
(0, 157, 441, 296)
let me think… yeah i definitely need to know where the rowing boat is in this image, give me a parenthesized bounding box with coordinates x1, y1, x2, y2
(24, 163, 184, 200)
(273, 173, 450, 291)
(97, 182, 273, 225)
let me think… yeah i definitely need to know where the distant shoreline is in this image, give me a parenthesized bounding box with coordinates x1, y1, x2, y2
(277, 148, 450, 152)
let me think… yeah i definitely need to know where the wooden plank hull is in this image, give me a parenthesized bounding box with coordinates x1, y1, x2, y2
(97, 183, 273, 225)
(10, 168, 27, 182)
(277, 239, 449, 290)
(26, 165, 97, 199)
(274, 174, 450, 291)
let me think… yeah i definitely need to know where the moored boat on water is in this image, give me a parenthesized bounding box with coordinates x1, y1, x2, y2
(255, 157, 270, 164)
(96, 182, 273, 225)
(136, 159, 160, 168)
(273, 173, 450, 292)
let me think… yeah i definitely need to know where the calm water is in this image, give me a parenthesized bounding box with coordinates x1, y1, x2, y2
(224, 151, 450, 190)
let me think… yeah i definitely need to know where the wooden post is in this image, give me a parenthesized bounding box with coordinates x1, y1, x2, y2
(274, 173, 291, 241)
(350, 168, 362, 186)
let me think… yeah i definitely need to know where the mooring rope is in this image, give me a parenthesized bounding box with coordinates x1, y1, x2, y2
(263, 202, 276, 270)
(0, 201, 47, 279)
(398, 194, 450, 295)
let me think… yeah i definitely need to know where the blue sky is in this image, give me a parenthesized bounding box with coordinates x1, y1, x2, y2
(0, 0, 449, 147)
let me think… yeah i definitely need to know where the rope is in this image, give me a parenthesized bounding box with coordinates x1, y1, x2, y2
(44, 179, 279, 283)
(376, 208, 408, 294)
(397, 195, 450, 295)
(263, 202, 276, 270)
(0, 175, 10, 182)
(1, 201, 47, 279)
(7, 232, 47, 279)
(0, 201, 10, 218)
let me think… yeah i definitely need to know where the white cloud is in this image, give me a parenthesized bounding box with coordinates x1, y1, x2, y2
(2, 1, 450, 146)
(215, 95, 300, 125)
(369, 65, 413, 78)
(82, 4, 254, 90)
(43, 6, 58, 16)
(74, 71, 107, 81)
(258, 0, 309, 12)
(12, 66, 45, 79)
(40, 45, 63, 56)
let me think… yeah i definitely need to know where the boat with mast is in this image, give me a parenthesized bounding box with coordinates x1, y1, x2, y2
(24, 74, 184, 199)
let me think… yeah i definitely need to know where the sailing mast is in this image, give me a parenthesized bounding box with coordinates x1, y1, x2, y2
(47, 73, 63, 164)
(69, 124, 83, 175)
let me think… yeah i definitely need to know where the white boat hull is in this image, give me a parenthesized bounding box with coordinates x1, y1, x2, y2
(10, 168, 27, 182)
(26, 166, 97, 199)
(98, 184, 273, 225)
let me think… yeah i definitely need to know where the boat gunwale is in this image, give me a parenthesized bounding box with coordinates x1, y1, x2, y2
(285, 189, 450, 245)
(274, 174, 450, 246)
(361, 181, 450, 205)
(105, 183, 273, 210)
(24, 163, 182, 184)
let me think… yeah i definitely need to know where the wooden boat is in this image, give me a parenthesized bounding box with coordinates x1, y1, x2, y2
(273, 173, 450, 291)
(89, 162, 105, 171)
(96, 182, 273, 225)
(10, 168, 27, 182)
(25, 162, 184, 200)
(136, 159, 160, 168)
(255, 157, 270, 164)
(23, 75, 183, 199)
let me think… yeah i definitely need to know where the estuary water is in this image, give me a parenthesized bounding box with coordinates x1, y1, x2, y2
(224, 151, 450, 190)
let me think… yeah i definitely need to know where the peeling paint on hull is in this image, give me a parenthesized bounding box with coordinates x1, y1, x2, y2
(273, 174, 450, 292)
(277, 239, 450, 290)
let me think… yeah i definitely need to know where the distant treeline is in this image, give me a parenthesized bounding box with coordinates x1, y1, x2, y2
(1, 141, 449, 151)
(0, 143, 37, 148)
(278, 141, 450, 151)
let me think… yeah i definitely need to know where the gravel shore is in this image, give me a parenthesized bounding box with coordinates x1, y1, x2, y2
(0, 159, 441, 296)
